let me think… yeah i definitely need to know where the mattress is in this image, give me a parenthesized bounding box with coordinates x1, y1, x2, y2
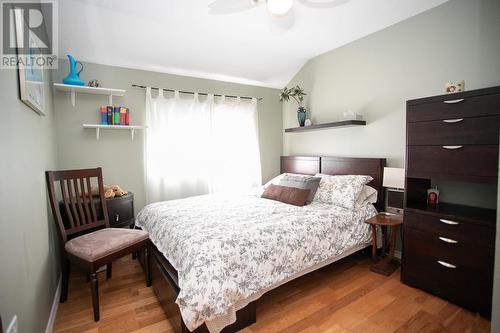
(135, 192, 376, 332)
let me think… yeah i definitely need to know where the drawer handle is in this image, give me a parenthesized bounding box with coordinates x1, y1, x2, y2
(437, 260, 456, 269)
(438, 236, 458, 244)
(442, 145, 463, 150)
(115, 214, 120, 222)
(440, 218, 459, 225)
(443, 98, 464, 104)
(442, 118, 463, 123)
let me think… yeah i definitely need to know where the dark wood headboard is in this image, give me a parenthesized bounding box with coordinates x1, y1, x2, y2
(280, 156, 320, 175)
(280, 155, 386, 211)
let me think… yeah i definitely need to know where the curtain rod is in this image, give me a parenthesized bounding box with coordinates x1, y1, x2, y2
(131, 84, 263, 101)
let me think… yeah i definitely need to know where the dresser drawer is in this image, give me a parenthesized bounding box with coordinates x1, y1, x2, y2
(403, 226, 492, 268)
(407, 93, 500, 122)
(404, 211, 495, 248)
(407, 116, 500, 145)
(402, 243, 493, 317)
(407, 145, 498, 180)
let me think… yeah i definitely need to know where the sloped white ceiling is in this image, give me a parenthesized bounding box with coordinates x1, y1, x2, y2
(59, 0, 448, 88)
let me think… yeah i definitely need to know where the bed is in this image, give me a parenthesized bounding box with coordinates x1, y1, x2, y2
(135, 156, 386, 333)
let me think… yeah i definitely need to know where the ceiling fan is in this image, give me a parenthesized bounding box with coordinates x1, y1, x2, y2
(208, 0, 350, 16)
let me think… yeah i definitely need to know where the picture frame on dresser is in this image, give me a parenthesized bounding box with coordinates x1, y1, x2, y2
(402, 85, 499, 318)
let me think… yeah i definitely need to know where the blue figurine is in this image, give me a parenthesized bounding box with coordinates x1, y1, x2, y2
(63, 54, 85, 86)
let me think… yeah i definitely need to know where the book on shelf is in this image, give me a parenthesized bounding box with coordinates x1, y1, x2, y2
(100, 106, 130, 126)
(106, 106, 113, 125)
(113, 106, 120, 125)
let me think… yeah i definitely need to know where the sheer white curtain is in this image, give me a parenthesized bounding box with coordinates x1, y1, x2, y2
(145, 88, 261, 203)
(209, 96, 262, 193)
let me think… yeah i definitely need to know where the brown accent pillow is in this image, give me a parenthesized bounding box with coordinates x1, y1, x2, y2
(261, 184, 311, 206)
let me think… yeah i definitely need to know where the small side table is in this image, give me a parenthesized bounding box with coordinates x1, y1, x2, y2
(365, 213, 403, 276)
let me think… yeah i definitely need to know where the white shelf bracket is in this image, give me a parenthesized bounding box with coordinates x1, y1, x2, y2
(83, 124, 145, 142)
(54, 84, 126, 108)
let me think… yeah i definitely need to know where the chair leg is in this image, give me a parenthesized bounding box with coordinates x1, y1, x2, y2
(60, 259, 70, 303)
(90, 272, 100, 321)
(106, 263, 112, 280)
(144, 245, 151, 287)
(131, 224, 138, 259)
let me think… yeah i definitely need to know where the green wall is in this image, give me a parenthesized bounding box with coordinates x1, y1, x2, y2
(52, 61, 283, 212)
(284, 0, 500, 165)
(283, 0, 500, 323)
(0, 59, 281, 332)
(283, 0, 500, 208)
(2, 0, 500, 330)
(0, 69, 60, 331)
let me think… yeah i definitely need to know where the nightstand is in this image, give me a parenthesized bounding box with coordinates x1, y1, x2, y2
(100, 192, 135, 228)
(365, 213, 403, 276)
(58, 192, 135, 229)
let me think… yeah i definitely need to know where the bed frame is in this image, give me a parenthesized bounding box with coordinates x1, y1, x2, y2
(281, 156, 386, 212)
(147, 156, 386, 333)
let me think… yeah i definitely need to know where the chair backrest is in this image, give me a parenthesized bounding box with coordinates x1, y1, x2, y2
(46, 168, 110, 244)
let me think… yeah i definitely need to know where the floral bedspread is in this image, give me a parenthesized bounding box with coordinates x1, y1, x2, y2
(135, 193, 376, 332)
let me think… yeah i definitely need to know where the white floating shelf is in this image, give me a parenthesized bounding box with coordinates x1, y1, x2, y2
(83, 124, 146, 141)
(54, 83, 126, 107)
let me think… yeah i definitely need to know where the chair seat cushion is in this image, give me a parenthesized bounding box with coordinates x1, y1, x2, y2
(65, 228, 149, 262)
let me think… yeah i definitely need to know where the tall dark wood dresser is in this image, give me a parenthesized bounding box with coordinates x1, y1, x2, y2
(402, 86, 499, 318)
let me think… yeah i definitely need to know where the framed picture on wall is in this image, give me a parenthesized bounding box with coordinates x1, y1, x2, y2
(13, 7, 46, 115)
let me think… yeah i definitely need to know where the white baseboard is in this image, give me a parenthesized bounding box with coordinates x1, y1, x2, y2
(45, 275, 61, 333)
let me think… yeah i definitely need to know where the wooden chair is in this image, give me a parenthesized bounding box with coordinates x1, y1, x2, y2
(46, 167, 151, 321)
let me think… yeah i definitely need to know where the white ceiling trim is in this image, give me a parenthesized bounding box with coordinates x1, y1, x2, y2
(70, 56, 280, 89)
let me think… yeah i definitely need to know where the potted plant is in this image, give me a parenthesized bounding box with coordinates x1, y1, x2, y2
(279, 85, 307, 126)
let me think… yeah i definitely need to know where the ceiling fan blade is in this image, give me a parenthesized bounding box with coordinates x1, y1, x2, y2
(298, 0, 351, 9)
(208, 0, 262, 14)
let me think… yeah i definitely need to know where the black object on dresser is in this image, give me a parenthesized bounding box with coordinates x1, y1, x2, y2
(59, 192, 135, 229)
(402, 86, 499, 318)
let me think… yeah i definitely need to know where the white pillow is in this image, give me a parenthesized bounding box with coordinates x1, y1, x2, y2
(277, 174, 322, 203)
(355, 185, 378, 208)
(313, 174, 373, 209)
(258, 173, 309, 196)
(262, 173, 312, 189)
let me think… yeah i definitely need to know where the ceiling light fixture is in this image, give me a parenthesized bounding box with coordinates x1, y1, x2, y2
(266, 0, 293, 16)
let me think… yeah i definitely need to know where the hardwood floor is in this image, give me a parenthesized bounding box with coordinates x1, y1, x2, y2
(53, 253, 490, 333)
